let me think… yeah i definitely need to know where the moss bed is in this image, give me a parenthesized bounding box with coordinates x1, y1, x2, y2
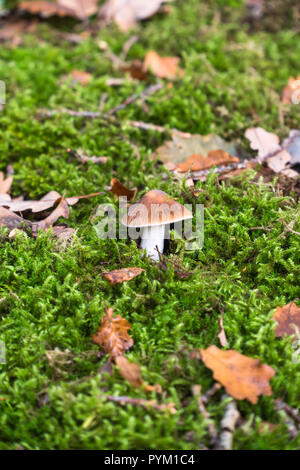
(0, 0, 299, 450)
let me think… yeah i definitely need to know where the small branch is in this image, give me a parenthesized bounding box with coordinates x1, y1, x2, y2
(275, 399, 300, 426)
(107, 83, 163, 115)
(216, 396, 240, 450)
(202, 383, 222, 405)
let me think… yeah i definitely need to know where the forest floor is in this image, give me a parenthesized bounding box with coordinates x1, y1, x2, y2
(0, 0, 299, 450)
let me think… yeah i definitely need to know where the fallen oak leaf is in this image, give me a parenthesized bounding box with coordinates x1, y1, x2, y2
(110, 178, 136, 200)
(0, 190, 104, 213)
(32, 197, 70, 232)
(103, 267, 145, 284)
(143, 50, 184, 79)
(199, 345, 275, 404)
(176, 150, 239, 173)
(155, 132, 239, 170)
(273, 302, 300, 341)
(0, 207, 31, 231)
(115, 356, 162, 393)
(92, 305, 133, 359)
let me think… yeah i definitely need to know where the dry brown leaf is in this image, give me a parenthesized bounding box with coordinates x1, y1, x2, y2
(92, 305, 133, 358)
(0, 190, 103, 213)
(71, 70, 92, 86)
(218, 314, 228, 348)
(99, 0, 169, 32)
(33, 197, 70, 231)
(105, 394, 177, 413)
(143, 50, 184, 79)
(19, 1, 74, 17)
(273, 302, 300, 341)
(176, 150, 239, 173)
(0, 172, 13, 194)
(122, 60, 148, 80)
(199, 345, 275, 404)
(19, 0, 98, 20)
(110, 178, 136, 200)
(0, 19, 37, 46)
(244, 127, 281, 162)
(0, 207, 31, 231)
(103, 267, 145, 284)
(50, 225, 75, 240)
(115, 356, 162, 392)
(282, 76, 300, 105)
(155, 133, 239, 169)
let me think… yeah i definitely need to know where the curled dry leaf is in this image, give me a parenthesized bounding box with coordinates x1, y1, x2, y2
(273, 302, 300, 341)
(199, 345, 275, 404)
(99, 0, 170, 32)
(282, 130, 300, 167)
(0, 207, 31, 231)
(115, 356, 162, 392)
(110, 178, 137, 200)
(0, 190, 103, 213)
(143, 50, 184, 79)
(103, 267, 145, 285)
(282, 76, 300, 105)
(92, 305, 133, 359)
(218, 314, 228, 348)
(0, 172, 13, 194)
(244, 127, 280, 162)
(19, 0, 98, 20)
(33, 197, 70, 232)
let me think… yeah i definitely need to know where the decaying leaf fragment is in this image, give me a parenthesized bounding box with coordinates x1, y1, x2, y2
(155, 132, 239, 175)
(199, 345, 275, 404)
(273, 302, 300, 341)
(245, 127, 281, 162)
(143, 50, 184, 79)
(70, 70, 92, 86)
(99, 0, 172, 32)
(115, 356, 162, 392)
(110, 178, 136, 200)
(0, 207, 31, 231)
(103, 267, 145, 284)
(19, 0, 98, 20)
(282, 76, 300, 105)
(92, 305, 133, 358)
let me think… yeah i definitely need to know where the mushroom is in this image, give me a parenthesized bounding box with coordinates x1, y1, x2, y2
(122, 190, 193, 261)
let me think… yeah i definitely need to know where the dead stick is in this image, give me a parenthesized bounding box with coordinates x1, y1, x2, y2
(216, 396, 240, 450)
(275, 399, 300, 425)
(108, 83, 163, 115)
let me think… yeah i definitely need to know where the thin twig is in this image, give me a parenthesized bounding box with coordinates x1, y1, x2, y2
(108, 83, 163, 115)
(275, 399, 300, 425)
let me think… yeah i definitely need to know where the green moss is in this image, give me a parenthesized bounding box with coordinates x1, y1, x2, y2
(0, 0, 299, 450)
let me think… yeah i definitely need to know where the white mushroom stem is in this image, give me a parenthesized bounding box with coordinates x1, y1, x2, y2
(140, 224, 165, 261)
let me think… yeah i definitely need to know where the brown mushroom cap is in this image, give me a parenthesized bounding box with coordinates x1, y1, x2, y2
(122, 190, 193, 228)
